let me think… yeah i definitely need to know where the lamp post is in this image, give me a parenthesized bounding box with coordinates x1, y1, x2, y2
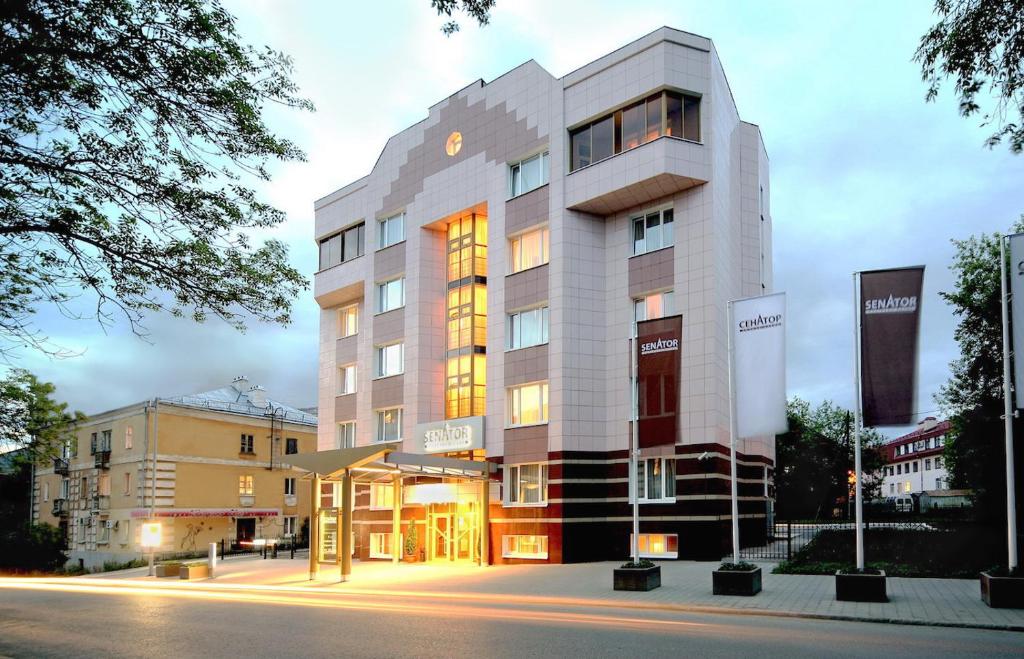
(141, 521, 162, 576)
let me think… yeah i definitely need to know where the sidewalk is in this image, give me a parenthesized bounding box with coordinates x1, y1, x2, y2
(80, 556, 1024, 631)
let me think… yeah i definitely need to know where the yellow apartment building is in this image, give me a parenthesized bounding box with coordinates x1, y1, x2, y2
(31, 377, 317, 570)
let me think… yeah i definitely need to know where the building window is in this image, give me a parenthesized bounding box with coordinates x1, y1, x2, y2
(376, 277, 405, 314)
(509, 151, 550, 197)
(507, 306, 549, 350)
(935, 456, 943, 469)
(445, 212, 488, 419)
(337, 421, 356, 449)
(507, 381, 549, 427)
(89, 432, 97, 454)
(285, 438, 298, 455)
(378, 212, 405, 250)
(339, 364, 357, 394)
(633, 290, 674, 336)
(924, 459, 931, 471)
(42, 482, 49, 502)
(369, 532, 394, 559)
(633, 533, 679, 559)
(376, 408, 402, 443)
(502, 535, 548, 559)
(632, 208, 674, 255)
(509, 226, 549, 274)
(375, 343, 404, 378)
(123, 472, 131, 496)
(935, 478, 944, 489)
(283, 516, 297, 537)
(637, 458, 676, 502)
(369, 482, 396, 510)
(569, 90, 701, 171)
(100, 430, 111, 452)
(284, 477, 296, 496)
(937, 435, 945, 446)
(239, 475, 254, 496)
(503, 463, 547, 506)
(338, 305, 359, 338)
(896, 464, 902, 475)
(902, 481, 911, 493)
(890, 483, 895, 494)
(318, 222, 365, 270)
(240, 434, 254, 454)
(124, 427, 133, 450)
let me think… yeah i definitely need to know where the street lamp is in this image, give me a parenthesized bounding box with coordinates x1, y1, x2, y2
(141, 521, 162, 576)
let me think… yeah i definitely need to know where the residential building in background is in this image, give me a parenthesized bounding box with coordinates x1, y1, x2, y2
(312, 27, 773, 563)
(31, 377, 316, 570)
(879, 417, 953, 506)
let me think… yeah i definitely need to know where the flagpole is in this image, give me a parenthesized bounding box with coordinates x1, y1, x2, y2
(852, 272, 865, 570)
(999, 235, 1019, 570)
(727, 300, 741, 564)
(630, 335, 640, 564)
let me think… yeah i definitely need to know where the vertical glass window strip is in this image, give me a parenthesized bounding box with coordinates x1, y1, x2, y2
(683, 95, 701, 142)
(445, 213, 487, 420)
(570, 125, 591, 171)
(620, 102, 643, 150)
(591, 115, 614, 162)
(666, 93, 683, 137)
(645, 94, 662, 142)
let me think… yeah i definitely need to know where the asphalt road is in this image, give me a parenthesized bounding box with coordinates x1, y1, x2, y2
(0, 584, 1021, 658)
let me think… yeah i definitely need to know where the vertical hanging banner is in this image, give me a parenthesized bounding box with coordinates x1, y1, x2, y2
(1009, 233, 1024, 409)
(732, 293, 788, 438)
(859, 266, 925, 426)
(637, 315, 682, 448)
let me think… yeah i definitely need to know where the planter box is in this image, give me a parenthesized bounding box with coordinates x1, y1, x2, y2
(713, 566, 762, 596)
(613, 565, 661, 591)
(981, 571, 1024, 609)
(179, 564, 209, 580)
(155, 564, 180, 578)
(835, 570, 887, 602)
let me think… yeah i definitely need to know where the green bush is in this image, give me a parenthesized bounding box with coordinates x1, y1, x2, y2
(0, 523, 67, 574)
(101, 558, 148, 572)
(719, 561, 758, 571)
(620, 559, 656, 569)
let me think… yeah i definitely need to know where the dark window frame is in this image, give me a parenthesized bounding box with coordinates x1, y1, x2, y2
(317, 222, 366, 271)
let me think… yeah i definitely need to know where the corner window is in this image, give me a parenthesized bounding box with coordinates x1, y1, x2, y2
(337, 421, 356, 449)
(633, 290, 674, 336)
(240, 434, 254, 454)
(285, 438, 298, 455)
(507, 306, 549, 350)
(633, 533, 679, 559)
(239, 475, 254, 496)
(369, 482, 397, 510)
(284, 478, 296, 496)
(318, 222, 365, 270)
(378, 212, 405, 250)
(376, 277, 405, 314)
(637, 458, 675, 503)
(338, 305, 359, 338)
(376, 408, 402, 443)
(509, 151, 550, 197)
(509, 227, 549, 274)
(375, 343, 404, 378)
(339, 364, 357, 394)
(506, 381, 549, 427)
(502, 535, 548, 559)
(503, 463, 548, 506)
(632, 208, 673, 255)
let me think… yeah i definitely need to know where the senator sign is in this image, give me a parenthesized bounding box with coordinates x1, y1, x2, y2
(413, 416, 485, 454)
(637, 315, 683, 448)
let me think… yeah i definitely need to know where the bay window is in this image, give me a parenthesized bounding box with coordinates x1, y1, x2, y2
(636, 457, 675, 502)
(504, 463, 547, 506)
(507, 306, 549, 350)
(509, 227, 549, 273)
(507, 381, 548, 427)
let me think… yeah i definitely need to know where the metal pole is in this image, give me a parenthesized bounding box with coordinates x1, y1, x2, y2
(150, 398, 159, 518)
(630, 336, 639, 563)
(341, 471, 353, 582)
(727, 300, 741, 565)
(309, 475, 320, 579)
(852, 273, 865, 570)
(392, 474, 401, 566)
(1000, 236, 1019, 570)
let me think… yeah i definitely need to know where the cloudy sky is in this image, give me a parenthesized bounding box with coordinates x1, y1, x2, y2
(11, 1, 1024, 437)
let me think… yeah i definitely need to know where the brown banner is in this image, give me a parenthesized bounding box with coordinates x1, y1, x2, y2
(859, 267, 924, 426)
(637, 315, 682, 448)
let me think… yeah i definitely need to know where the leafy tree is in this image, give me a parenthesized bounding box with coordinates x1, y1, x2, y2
(915, 0, 1024, 152)
(0, 522, 68, 574)
(775, 398, 885, 520)
(0, 0, 312, 358)
(431, 0, 496, 35)
(937, 217, 1024, 527)
(0, 369, 84, 464)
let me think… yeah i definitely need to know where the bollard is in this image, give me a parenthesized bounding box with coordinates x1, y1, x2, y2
(272, 542, 278, 559)
(291, 540, 295, 560)
(208, 542, 217, 578)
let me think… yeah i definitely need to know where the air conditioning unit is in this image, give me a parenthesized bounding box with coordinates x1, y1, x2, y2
(104, 520, 115, 529)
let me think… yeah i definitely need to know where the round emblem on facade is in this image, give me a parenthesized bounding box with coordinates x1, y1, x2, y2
(445, 131, 462, 156)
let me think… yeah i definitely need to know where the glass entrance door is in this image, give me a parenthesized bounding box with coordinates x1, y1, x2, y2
(427, 501, 478, 562)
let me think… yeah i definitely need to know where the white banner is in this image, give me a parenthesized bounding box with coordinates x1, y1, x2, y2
(1009, 234, 1024, 409)
(732, 292, 788, 438)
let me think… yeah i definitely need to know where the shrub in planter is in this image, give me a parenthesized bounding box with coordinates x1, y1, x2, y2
(713, 561, 762, 596)
(613, 559, 661, 592)
(835, 567, 887, 602)
(980, 567, 1024, 609)
(404, 524, 419, 563)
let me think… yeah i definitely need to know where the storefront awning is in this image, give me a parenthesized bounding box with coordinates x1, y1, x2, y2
(285, 444, 393, 478)
(286, 445, 496, 481)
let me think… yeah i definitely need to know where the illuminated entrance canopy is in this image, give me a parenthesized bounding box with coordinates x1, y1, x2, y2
(414, 416, 484, 454)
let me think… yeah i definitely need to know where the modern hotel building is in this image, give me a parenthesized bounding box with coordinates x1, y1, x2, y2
(312, 27, 774, 565)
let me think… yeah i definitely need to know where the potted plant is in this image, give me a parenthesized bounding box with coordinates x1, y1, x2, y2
(155, 561, 182, 578)
(613, 559, 661, 591)
(713, 561, 762, 596)
(980, 567, 1024, 609)
(404, 524, 418, 563)
(835, 567, 887, 602)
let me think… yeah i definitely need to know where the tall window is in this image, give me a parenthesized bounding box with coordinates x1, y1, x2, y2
(632, 208, 674, 255)
(123, 472, 131, 496)
(507, 306, 549, 350)
(637, 458, 675, 502)
(90, 432, 97, 455)
(376, 277, 405, 313)
(339, 364, 357, 394)
(283, 516, 297, 537)
(99, 430, 111, 452)
(285, 438, 298, 455)
(504, 463, 547, 506)
(507, 381, 549, 427)
(445, 213, 488, 419)
(318, 222, 365, 270)
(239, 475, 254, 496)
(337, 421, 356, 449)
(509, 151, 550, 197)
(369, 482, 396, 509)
(375, 343, 404, 378)
(633, 291, 674, 335)
(570, 91, 701, 171)
(338, 305, 359, 338)
(378, 212, 405, 250)
(240, 434, 254, 454)
(284, 477, 296, 495)
(124, 427, 133, 449)
(509, 226, 549, 273)
(376, 408, 402, 442)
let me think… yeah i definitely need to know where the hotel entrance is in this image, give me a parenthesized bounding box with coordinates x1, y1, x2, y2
(425, 500, 479, 563)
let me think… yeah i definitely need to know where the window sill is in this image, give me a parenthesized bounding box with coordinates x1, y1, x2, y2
(337, 391, 357, 397)
(629, 244, 674, 260)
(506, 182, 549, 202)
(375, 438, 403, 445)
(505, 341, 549, 353)
(502, 501, 548, 509)
(502, 552, 549, 560)
(505, 422, 548, 430)
(638, 498, 676, 505)
(374, 306, 405, 317)
(376, 239, 406, 252)
(338, 332, 358, 340)
(507, 263, 549, 277)
(373, 373, 403, 381)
